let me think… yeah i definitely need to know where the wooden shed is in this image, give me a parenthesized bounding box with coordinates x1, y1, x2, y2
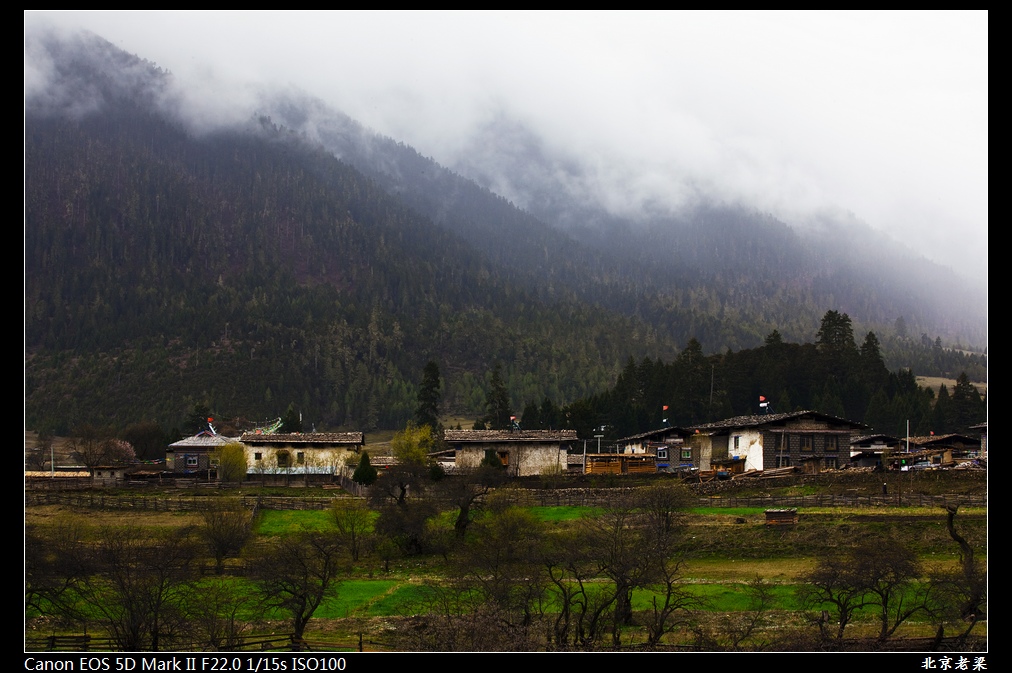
(764, 508, 798, 526)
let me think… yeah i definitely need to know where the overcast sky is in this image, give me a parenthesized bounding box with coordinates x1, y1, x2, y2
(25, 11, 988, 280)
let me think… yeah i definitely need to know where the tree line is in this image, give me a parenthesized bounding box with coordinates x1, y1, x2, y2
(558, 311, 986, 441)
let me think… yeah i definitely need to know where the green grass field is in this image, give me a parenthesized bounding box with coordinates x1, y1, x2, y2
(528, 505, 604, 521)
(25, 475, 986, 651)
(256, 509, 337, 535)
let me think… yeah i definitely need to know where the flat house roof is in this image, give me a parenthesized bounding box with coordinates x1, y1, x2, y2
(850, 433, 902, 446)
(25, 470, 91, 478)
(615, 426, 691, 444)
(444, 429, 578, 443)
(691, 410, 867, 433)
(239, 432, 365, 446)
(905, 434, 980, 448)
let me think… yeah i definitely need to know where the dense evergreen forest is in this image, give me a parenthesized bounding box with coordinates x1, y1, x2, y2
(25, 108, 671, 433)
(271, 92, 987, 352)
(24, 31, 986, 438)
(556, 312, 986, 442)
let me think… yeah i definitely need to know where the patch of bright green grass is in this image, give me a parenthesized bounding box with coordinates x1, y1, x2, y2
(631, 582, 932, 614)
(529, 506, 604, 522)
(313, 580, 399, 619)
(365, 583, 432, 616)
(256, 509, 335, 535)
(687, 507, 767, 517)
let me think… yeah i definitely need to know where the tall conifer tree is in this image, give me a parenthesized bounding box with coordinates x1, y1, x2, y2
(415, 361, 442, 431)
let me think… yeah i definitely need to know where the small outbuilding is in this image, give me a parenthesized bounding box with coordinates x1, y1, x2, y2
(765, 508, 798, 526)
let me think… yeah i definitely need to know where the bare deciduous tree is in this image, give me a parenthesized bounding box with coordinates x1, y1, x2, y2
(800, 533, 926, 647)
(332, 498, 372, 562)
(26, 517, 92, 622)
(77, 527, 197, 651)
(438, 464, 506, 538)
(198, 498, 256, 574)
(182, 577, 263, 651)
(247, 532, 343, 649)
(928, 506, 987, 649)
(70, 424, 135, 472)
(854, 538, 924, 642)
(694, 576, 778, 651)
(799, 551, 869, 643)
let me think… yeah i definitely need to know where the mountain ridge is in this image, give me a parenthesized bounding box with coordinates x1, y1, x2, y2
(23, 29, 986, 434)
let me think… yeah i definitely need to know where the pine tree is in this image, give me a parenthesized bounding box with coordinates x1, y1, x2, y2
(352, 450, 378, 485)
(932, 384, 953, 434)
(281, 402, 303, 433)
(485, 363, 513, 430)
(816, 311, 856, 354)
(950, 372, 984, 432)
(414, 361, 442, 431)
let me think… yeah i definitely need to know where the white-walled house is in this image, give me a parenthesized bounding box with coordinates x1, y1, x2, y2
(691, 411, 868, 473)
(240, 431, 364, 480)
(445, 429, 577, 476)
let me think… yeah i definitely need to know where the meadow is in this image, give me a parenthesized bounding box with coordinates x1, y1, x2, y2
(25, 473, 986, 651)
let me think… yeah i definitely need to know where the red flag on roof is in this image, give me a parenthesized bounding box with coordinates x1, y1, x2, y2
(662, 405, 669, 411)
(759, 396, 766, 402)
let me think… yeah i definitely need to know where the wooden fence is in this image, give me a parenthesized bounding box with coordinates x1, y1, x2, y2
(525, 489, 986, 509)
(25, 488, 985, 512)
(25, 632, 387, 653)
(25, 492, 337, 511)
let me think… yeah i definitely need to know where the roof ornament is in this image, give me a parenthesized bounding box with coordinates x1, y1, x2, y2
(250, 417, 283, 435)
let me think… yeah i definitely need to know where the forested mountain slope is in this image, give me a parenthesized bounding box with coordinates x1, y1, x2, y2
(24, 33, 676, 432)
(272, 101, 986, 350)
(24, 30, 985, 434)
